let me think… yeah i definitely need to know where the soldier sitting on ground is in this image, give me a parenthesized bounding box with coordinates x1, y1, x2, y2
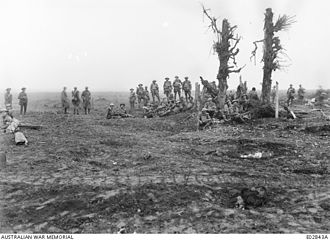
(118, 103, 133, 118)
(203, 97, 217, 117)
(106, 103, 120, 119)
(186, 96, 194, 110)
(199, 108, 212, 129)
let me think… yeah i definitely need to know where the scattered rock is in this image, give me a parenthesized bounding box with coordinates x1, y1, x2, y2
(35, 222, 48, 232)
(308, 208, 318, 214)
(48, 226, 64, 233)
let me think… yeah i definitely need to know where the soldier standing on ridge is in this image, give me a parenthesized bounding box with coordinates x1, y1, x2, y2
(136, 84, 145, 108)
(182, 76, 192, 102)
(129, 88, 136, 110)
(287, 84, 295, 106)
(163, 77, 172, 99)
(173, 76, 182, 101)
(18, 87, 28, 115)
(150, 80, 160, 103)
(298, 84, 305, 104)
(144, 86, 150, 106)
(4, 88, 12, 110)
(81, 87, 91, 114)
(72, 87, 81, 115)
(61, 87, 70, 114)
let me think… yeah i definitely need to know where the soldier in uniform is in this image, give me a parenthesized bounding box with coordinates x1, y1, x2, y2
(129, 88, 136, 110)
(298, 84, 305, 104)
(173, 76, 182, 101)
(203, 97, 217, 117)
(182, 76, 192, 102)
(61, 87, 70, 114)
(107, 103, 117, 119)
(81, 87, 92, 114)
(150, 80, 160, 103)
(72, 87, 81, 115)
(136, 84, 145, 108)
(199, 108, 212, 129)
(236, 78, 246, 99)
(119, 104, 128, 117)
(287, 84, 295, 106)
(4, 88, 12, 110)
(144, 86, 150, 106)
(18, 87, 28, 115)
(163, 77, 172, 99)
(248, 87, 259, 101)
(186, 96, 195, 110)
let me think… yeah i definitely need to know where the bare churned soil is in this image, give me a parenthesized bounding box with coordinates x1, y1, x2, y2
(0, 92, 329, 233)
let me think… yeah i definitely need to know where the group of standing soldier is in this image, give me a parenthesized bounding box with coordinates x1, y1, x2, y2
(270, 84, 305, 106)
(129, 76, 192, 109)
(4, 87, 28, 115)
(61, 86, 92, 115)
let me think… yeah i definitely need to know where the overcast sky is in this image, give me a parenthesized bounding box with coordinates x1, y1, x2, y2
(0, 0, 329, 92)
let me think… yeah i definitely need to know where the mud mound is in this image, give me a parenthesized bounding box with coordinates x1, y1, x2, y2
(99, 112, 196, 133)
(304, 124, 330, 133)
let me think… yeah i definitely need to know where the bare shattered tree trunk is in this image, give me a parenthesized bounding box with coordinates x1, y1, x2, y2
(216, 19, 231, 109)
(202, 6, 244, 110)
(261, 8, 274, 104)
(252, 8, 295, 104)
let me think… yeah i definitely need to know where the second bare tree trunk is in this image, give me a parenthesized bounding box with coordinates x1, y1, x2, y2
(216, 19, 231, 109)
(261, 8, 274, 104)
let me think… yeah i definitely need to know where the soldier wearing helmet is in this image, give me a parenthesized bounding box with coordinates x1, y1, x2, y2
(163, 77, 172, 99)
(182, 76, 192, 102)
(18, 87, 28, 115)
(150, 80, 160, 103)
(4, 88, 12, 110)
(129, 88, 136, 110)
(71, 87, 80, 115)
(173, 76, 182, 101)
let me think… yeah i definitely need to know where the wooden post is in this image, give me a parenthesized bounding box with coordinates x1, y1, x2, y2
(275, 81, 279, 118)
(195, 83, 201, 131)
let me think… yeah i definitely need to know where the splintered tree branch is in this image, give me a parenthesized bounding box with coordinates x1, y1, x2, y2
(250, 39, 264, 63)
(202, 5, 221, 35)
(228, 64, 246, 73)
(229, 37, 241, 53)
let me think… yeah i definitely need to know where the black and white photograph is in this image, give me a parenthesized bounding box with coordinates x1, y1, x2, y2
(0, 0, 329, 237)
